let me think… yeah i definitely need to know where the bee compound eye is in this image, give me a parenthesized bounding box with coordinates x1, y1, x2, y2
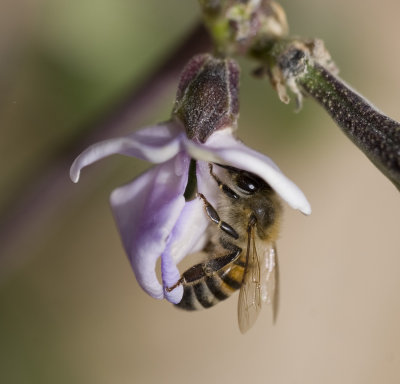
(236, 174, 259, 194)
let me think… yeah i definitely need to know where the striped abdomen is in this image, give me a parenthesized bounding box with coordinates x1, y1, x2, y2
(175, 254, 246, 311)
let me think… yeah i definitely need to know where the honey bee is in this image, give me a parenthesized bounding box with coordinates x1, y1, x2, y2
(166, 163, 283, 333)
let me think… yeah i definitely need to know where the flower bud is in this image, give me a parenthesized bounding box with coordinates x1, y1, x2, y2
(173, 54, 240, 143)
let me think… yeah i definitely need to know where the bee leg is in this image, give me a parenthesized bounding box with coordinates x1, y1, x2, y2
(166, 245, 241, 291)
(165, 277, 184, 292)
(183, 246, 242, 284)
(219, 237, 246, 269)
(198, 193, 239, 239)
(208, 163, 239, 200)
(169, 244, 243, 309)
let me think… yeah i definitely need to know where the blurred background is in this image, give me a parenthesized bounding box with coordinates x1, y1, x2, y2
(1, 0, 399, 383)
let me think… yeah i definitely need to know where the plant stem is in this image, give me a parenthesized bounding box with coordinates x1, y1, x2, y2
(300, 63, 400, 191)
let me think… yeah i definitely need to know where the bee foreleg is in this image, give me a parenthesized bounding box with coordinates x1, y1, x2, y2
(198, 193, 239, 239)
(209, 163, 239, 200)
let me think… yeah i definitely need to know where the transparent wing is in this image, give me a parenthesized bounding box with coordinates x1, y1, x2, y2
(260, 244, 279, 323)
(237, 221, 262, 334)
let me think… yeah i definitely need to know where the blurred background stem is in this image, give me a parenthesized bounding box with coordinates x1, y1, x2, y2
(0, 23, 211, 282)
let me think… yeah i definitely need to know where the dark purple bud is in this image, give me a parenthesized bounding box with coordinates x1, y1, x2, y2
(173, 53, 240, 143)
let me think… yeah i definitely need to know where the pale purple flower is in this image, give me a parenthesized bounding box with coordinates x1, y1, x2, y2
(70, 120, 311, 304)
(70, 53, 311, 304)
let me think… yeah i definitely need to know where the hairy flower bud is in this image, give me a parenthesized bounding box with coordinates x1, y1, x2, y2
(173, 53, 240, 143)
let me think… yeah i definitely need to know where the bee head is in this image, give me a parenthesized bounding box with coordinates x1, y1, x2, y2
(231, 170, 278, 233)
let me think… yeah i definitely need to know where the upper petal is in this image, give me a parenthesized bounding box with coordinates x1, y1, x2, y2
(110, 152, 190, 299)
(70, 122, 183, 182)
(184, 129, 311, 215)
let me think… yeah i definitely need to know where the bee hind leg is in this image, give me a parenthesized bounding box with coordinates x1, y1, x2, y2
(173, 244, 242, 310)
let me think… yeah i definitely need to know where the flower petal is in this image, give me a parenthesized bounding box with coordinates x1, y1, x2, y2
(70, 122, 183, 182)
(161, 247, 184, 304)
(162, 160, 227, 303)
(184, 130, 311, 215)
(162, 196, 209, 303)
(110, 153, 190, 299)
